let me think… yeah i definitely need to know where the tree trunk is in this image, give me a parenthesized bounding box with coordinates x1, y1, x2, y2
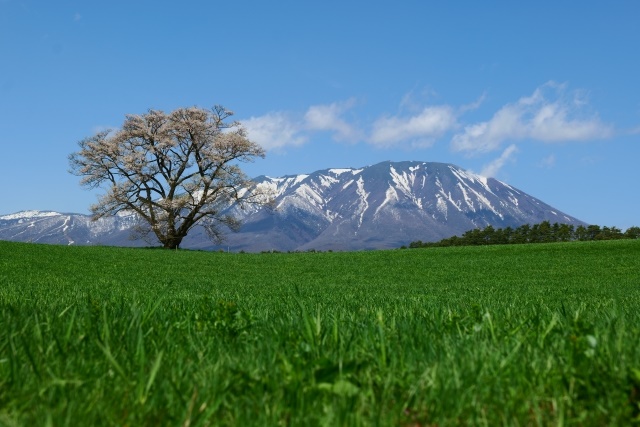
(162, 236, 183, 250)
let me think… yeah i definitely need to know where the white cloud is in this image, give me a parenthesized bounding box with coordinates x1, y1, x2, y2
(242, 112, 306, 150)
(459, 92, 487, 113)
(451, 82, 613, 153)
(369, 106, 457, 148)
(242, 84, 612, 154)
(628, 125, 640, 135)
(538, 154, 556, 169)
(304, 99, 361, 142)
(397, 87, 439, 113)
(242, 100, 363, 151)
(480, 144, 518, 177)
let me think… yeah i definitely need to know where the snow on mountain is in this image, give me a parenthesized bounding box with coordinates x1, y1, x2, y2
(0, 210, 62, 221)
(0, 210, 141, 246)
(0, 161, 586, 251)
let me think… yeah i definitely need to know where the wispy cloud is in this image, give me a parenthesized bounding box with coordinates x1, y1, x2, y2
(538, 154, 556, 169)
(242, 100, 362, 150)
(241, 112, 307, 150)
(243, 83, 612, 154)
(459, 92, 487, 113)
(397, 87, 439, 113)
(369, 106, 457, 148)
(480, 144, 518, 177)
(304, 99, 361, 142)
(451, 82, 613, 153)
(629, 125, 640, 135)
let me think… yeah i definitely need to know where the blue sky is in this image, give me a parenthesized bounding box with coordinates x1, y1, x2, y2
(1, 1, 639, 229)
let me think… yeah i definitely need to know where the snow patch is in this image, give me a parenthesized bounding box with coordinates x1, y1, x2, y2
(374, 185, 399, 217)
(436, 195, 448, 219)
(354, 176, 369, 229)
(294, 184, 324, 208)
(439, 189, 463, 212)
(391, 165, 417, 191)
(390, 165, 422, 209)
(115, 210, 137, 218)
(319, 174, 339, 188)
(255, 181, 283, 198)
(293, 174, 309, 185)
(499, 180, 520, 193)
(324, 209, 339, 221)
(468, 188, 502, 219)
(456, 182, 475, 211)
(449, 166, 494, 195)
(328, 168, 352, 175)
(263, 176, 287, 184)
(0, 210, 61, 220)
(62, 216, 71, 233)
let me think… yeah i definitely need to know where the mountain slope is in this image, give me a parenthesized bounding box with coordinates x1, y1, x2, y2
(0, 161, 585, 251)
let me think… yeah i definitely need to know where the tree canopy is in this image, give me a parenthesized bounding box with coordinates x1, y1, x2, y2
(69, 105, 269, 249)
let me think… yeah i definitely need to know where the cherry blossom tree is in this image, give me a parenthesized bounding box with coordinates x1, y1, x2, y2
(69, 105, 269, 249)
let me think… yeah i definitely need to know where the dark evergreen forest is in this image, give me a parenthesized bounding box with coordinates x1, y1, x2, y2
(407, 222, 640, 248)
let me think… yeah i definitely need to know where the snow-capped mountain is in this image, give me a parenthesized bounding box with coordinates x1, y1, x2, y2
(0, 161, 585, 251)
(0, 210, 141, 246)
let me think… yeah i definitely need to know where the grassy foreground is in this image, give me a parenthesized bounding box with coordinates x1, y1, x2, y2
(1, 240, 640, 426)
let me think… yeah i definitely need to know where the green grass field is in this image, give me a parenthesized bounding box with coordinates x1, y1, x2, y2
(1, 239, 639, 426)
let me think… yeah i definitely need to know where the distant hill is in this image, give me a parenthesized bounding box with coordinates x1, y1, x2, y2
(0, 161, 586, 251)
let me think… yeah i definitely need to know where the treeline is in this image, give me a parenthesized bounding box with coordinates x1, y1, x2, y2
(407, 221, 640, 248)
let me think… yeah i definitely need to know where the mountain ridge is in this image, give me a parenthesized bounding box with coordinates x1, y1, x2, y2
(0, 160, 586, 251)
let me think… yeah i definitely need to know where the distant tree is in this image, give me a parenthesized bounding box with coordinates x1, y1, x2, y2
(529, 223, 541, 243)
(481, 225, 496, 244)
(551, 222, 560, 242)
(492, 227, 506, 245)
(625, 226, 640, 239)
(445, 235, 461, 246)
(574, 225, 588, 241)
(502, 226, 514, 244)
(586, 225, 602, 241)
(513, 224, 531, 244)
(597, 226, 624, 240)
(69, 105, 271, 249)
(557, 223, 574, 242)
(463, 228, 483, 245)
(407, 222, 640, 249)
(538, 221, 552, 243)
(409, 240, 424, 248)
